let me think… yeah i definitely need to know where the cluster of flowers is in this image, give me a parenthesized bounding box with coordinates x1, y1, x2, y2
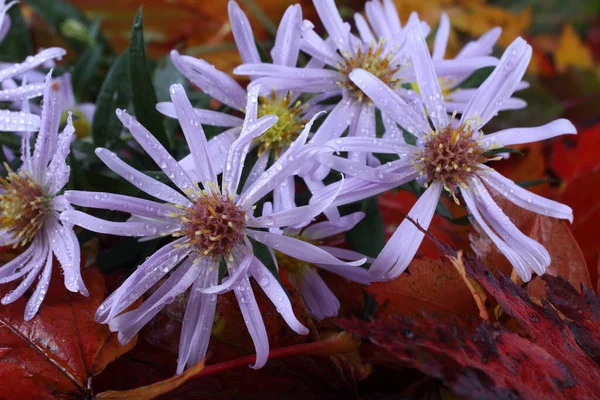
(0, 0, 575, 374)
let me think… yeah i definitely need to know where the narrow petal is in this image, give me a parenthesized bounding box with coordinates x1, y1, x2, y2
(0, 109, 40, 132)
(354, 13, 374, 43)
(271, 4, 302, 67)
(479, 169, 573, 222)
(307, 99, 358, 146)
(325, 137, 415, 156)
(170, 50, 246, 109)
(247, 230, 365, 267)
(109, 257, 203, 345)
(301, 211, 365, 240)
(432, 13, 450, 61)
(241, 150, 270, 194)
(228, 0, 260, 64)
(456, 27, 501, 59)
(408, 26, 448, 131)
(481, 119, 576, 147)
(45, 218, 84, 293)
(177, 263, 219, 374)
(32, 72, 61, 180)
(247, 76, 340, 95)
(317, 154, 407, 182)
(0, 239, 37, 280)
(250, 257, 308, 334)
(233, 273, 269, 368)
(293, 268, 339, 320)
(349, 69, 429, 136)
(95, 148, 190, 206)
(61, 210, 175, 237)
(369, 181, 442, 280)
(313, 0, 350, 51)
(365, 0, 391, 38)
(460, 37, 531, 130)
(157, 102, 243, 127)
(0, 81, 46, 101)
(45, 112, 75, 195)
(299, 26, 343, 66)
(169, 84, 217, 186)
(272, 175, 296, 213)
(0, 47, 66, 82)
(96, 239, 190, 323)
(234, 63, 339, 81)
(383, 0, 402, 35)
(23, 248, 54, 321)
(347, 103, 375, 164)
(1, 242, 49, 305)
(65, 191, 179, 221)
(116, 109, 197, 193)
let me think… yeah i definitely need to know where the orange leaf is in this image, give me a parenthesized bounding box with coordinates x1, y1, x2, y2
(554, 24, 595, 73)
(0, 266, 137, 399)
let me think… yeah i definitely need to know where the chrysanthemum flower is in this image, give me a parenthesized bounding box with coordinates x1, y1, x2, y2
(233, 0, 498, 158)
(0, 75, 88, 320)
(263, 201, 371, 320)
(311, 30, 575, 282)
(61, 84, 363, 373)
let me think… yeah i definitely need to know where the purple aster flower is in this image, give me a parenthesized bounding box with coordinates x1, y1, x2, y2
(233, 0, 498, 160)
(61, 84, 363, 373)
(310, 30, 575, 282)
(0, 75, 88, 320)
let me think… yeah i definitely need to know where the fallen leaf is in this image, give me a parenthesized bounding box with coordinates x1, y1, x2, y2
(0, 266, 137, 399)
(555, 24, 596, 73)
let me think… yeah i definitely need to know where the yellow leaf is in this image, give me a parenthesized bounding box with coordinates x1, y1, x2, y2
(554, 24, 595, 73)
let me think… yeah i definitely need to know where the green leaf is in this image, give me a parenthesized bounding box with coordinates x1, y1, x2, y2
(346, 197, 385, 258)
(71, 46, 102, 99)
(128, 8, 171, 150)
(516, 178, 558, 188)
(482, 147, 524, 157)
(254, 39, 272, 63)
(26, 0, 113, 54)
(0, 4, 32, 62)
(153, 55, 188, 103)
(97, 236, 160, 273)
(92, 52, 131, 149)
(458, 66, 494, 89)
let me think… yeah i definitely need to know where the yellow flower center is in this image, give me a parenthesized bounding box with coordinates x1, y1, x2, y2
(337, 40, 402, 102)
(255, 91, 307, 157)
(0, 166, 49, 247)
(173, 189, 247, 259)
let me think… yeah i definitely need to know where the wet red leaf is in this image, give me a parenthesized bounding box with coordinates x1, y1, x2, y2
(0, 266, 136, 399)
(551, 123, 600, 184)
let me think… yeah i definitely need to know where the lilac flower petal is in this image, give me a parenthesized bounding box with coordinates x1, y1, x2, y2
(460, 37, 531, 130)
(110, 257, 203, 345)
(45, 112, 74, 195)
(272, 4, 302, 67)
(313, 257, 373, 285)
(354, 13, 374, 43)
(0, 109, 40, 132)
(32, 72, 61, 180)
(234, 63, 340, 81)
(156, 102, 243, 127)
(96, 239, 190, 323)
(116, 109, 197, 193)
(23, 249, 53, 321)
(313, 0, 350, 50)
(65, 191, 179, 221)
(194, 249, 252, 294)
(170, 84, 216, 186)
(0, 47, 66, 82)
(241, 150, 270, 194)
(308, 99, 358, 146)
(301, 211, 365, 240)
(0, 2, 16, 42)
(383, 0, 402, 35)
(45, 218, 84, 293)
(347, 103, 375, 164)
(233, 272, 269, 369)
(432, 13, 450, 60)
(370, 181, 443, 280)
(349, 69, 430, 136)
(408, 26, 448, 131)
(250, 257, 308, 334)
(177, 264, 219, 374)
(317, 154, 406, 182)
(95, 148, 190, 206)
(247, 76, 340, 95)
(326, 137, 415, 155)
(294, 268, 339, 320)
(299, 27, 343, 66)
(0, 238, 45, 283)
(462, 188, 533, 281)
(0, 81, 46, 101)
(170, 50, 246, 110)
(456, 27, 501, 60)
(480, 169, 573, 222)
(1, 243, 49, 305)
(247, 230, 364, 267)
(303, 174, 341, 222)
(240, 115, 322, 207)
(471, 178, 550, 276)
(222, 115, 278, 196)
(61, 210, 173, 237)
(273, 175, 296, 213)
(365, 0, 391, 38)
(481, 119, 576, 147)
(248, 176, 342, 229)
(228, 0, 260, 64)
